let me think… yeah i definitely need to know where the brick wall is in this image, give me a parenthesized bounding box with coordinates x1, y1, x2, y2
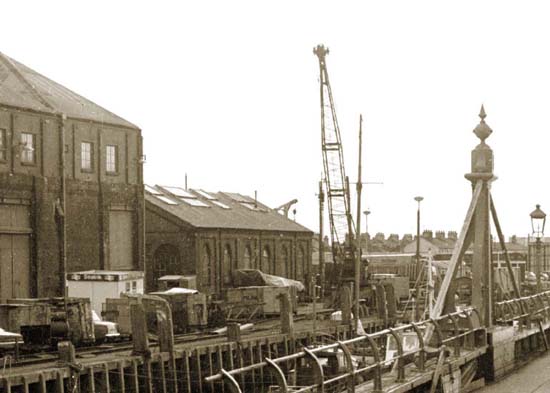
(0, 106, 144, 297)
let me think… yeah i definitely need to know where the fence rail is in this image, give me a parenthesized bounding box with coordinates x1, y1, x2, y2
(205, 307, 486, 393)
(495, 290, 550, 326)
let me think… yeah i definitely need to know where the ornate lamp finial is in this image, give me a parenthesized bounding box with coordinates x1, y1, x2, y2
(473, 104, 492, 142)
(479, 104, 486, 121)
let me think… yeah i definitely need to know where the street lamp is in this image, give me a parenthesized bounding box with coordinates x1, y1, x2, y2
(363, 210, 370, 253)
(414, 196, 424, 281)
(530, 204, 546, 293)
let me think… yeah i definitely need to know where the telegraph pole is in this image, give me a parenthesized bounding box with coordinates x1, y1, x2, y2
(355, 115, 363, 333)
(318, 180, 325, 294)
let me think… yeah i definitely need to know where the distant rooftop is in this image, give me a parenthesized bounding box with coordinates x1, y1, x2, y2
(145, 185, 312, 233)
(0, 52, 138, 129)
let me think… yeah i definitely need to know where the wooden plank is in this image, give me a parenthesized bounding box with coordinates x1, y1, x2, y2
(55, 372, 64, 393)
(539, 321, 549, 351)
(131, 360, 139, 393)
(183, 350, 191, 393)
(429, 349, 447, 393)
(103, 363, 111, 393)
(118, 363, 126, 393)
(195, 348, 203, 393)
(157, 354, 167, 393)
(217, 345, 225, 393)
(427, 181, 482, 343)
(88, 367, 96, 393)
(144, 359, 154, 393)
(257, 340, 264, 383)
(249, 342, 256, 393)
(39, 373, 47, 393)
(237, 343, 245, 387)
(208, 346, 214, 392)
(490, 195, 522, 299)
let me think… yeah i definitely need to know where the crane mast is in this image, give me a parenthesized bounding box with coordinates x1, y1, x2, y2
(314, 44, 355, 278)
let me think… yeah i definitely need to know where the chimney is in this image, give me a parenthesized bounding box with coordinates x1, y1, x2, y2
(374, 232, 385, 241)
(388, 234, 399, 242)
(447, 231, 458, 241)
(422, 230, 433, 239)
(510, 235, 517, 244)
(402, 234, 413, 243)
(435, 231, 445, 240)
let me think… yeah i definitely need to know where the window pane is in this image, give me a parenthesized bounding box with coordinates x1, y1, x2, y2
(106, 145, 117, 172)
(0, 129, 5, 161)
(81, 142, 93, 170)
(21, 133, 35, 163)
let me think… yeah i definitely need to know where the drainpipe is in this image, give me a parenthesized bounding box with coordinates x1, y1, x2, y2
(57, 113, 68, 319)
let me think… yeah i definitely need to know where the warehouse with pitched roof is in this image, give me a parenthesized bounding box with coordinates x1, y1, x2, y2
(145, 185, 313, 293)
(0, 52, 144, 297)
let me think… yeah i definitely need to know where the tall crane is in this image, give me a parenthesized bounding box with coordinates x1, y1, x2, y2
(314, 45, 356, 282)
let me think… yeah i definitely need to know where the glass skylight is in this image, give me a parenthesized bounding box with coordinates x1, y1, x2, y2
(145, 184, 162, 195)
(193, 189, 217, 200)
(160, 186, 196, 199)
(155, 195, 177, 205)
(211, 200, 230, 209)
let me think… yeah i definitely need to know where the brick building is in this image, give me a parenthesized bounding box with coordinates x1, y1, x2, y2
(145, 185, 313, 294)
(0, 52, 144, 298)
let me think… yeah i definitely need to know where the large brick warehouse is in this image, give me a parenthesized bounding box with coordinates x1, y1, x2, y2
(0, 52, 144, 298)
(145, 185, 313, 294)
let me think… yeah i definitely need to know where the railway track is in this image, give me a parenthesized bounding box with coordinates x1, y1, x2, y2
(1, 315, 294, 368)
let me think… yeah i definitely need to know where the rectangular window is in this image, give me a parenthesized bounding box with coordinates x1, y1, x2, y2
(20, 133, 35, 164)
(81, 142, 93, 171)
(0, 129, 6, 161)
(106, 145, 118, 173)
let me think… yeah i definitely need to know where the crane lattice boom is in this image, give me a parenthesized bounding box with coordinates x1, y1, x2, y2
(314, 44, 355, 266)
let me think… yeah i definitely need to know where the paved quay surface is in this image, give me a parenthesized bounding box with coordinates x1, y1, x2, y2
(479, 354, 550, 393)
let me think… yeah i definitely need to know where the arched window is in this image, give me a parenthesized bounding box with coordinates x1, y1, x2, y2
(261, 246, 270, 273)
(223, 244, 232, 286)
(280, 246, 289, 277)
(153, 244, 180, 288)
(243, 245, 252, 269)
(297, 246, 305, 281)
(202, 244, 212, 288)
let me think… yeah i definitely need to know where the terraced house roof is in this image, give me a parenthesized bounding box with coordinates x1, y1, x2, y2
(0, 51, 138, 129)
(145, 185, 312, 233)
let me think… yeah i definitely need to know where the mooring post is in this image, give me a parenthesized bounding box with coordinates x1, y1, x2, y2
(340, 285, 352, 327)
(130, 303, 153, 393)
(227, 322, 242, 342)
(279, 291, 294, 337)
(158, 307, 178, 393)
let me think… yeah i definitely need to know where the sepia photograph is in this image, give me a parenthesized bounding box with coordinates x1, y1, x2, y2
(0, 1, 549, 392)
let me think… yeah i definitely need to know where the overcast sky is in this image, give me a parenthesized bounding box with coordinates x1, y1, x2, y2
(3, 1, 550, 239)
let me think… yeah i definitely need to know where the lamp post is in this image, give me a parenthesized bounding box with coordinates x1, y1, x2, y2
(414, 196, 424, 281)
(363, 210, 370, 253)
(530, 204, 546, 293)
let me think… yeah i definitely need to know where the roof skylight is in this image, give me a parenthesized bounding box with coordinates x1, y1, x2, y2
(145, 184, 162, 195)
(161, 186, 196, 199)
(155, 195, 177, 205)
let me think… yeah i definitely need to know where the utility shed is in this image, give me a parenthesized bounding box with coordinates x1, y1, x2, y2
(0, 51, 144, 298)
(145, 185, 313, 294)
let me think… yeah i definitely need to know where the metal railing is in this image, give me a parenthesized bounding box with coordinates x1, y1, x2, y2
(205, 307, 486, 393)
(495, 290, 550, 327)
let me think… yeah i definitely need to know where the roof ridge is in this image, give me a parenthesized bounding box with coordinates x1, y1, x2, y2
(0, 52, 56, 112)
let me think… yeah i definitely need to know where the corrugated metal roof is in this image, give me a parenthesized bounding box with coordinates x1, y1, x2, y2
(0, 52, 138, 129)
(145, 185, 312, 233)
